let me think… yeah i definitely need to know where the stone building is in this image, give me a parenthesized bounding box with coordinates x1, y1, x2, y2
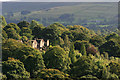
(28, 39, 49, 50)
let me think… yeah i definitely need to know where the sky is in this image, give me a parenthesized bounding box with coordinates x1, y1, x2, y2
(0, 0, 119, 2)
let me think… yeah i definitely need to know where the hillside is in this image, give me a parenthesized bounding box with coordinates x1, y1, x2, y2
(2, 2, 118, 32)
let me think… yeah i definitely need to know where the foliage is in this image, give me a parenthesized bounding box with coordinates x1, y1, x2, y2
(44, 46, 71, 72)
(2, 57, 30, 79)
(2, 30, 8, 39)
(2, 39, 45, 77)
(32, 24, 44, 38)
(20, 27, 32, 34)
(17, 21, 30, 29)
(4, 23, 21, 33)
(5, 28, 21, 40)
(99, 39, 120, 57)
(109, 62, 120, 78)
(69, 43, 77, 63)
(105, 33, 119, 41)
(1, 16, 7, 28)
(89, 35, 106, 47)
(86, 44, 99, 55)
(34, 69, 70, 79)
(70, 56, 94, 77)
(2, 18, 120, 79)
(79, 75, 98, 80)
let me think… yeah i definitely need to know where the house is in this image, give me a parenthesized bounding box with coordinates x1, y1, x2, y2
(27, 39, 49, 50)
(28, 40, 37, 48)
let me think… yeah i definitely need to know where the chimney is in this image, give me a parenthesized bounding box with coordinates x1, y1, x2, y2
(47, 40, 49, 46)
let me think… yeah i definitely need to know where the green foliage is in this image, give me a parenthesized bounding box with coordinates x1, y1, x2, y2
(105, 32, 119, 40)
(44, 46, 71, 72)
(17, 21, 30, 29)
(42, 23, 66, 45)
(32, 24, 44, 38)
(57, 37, 64, 47)
(34, 69, 70, 79)
(64, 35, 70, 48)
(74, 40, 88, 55)
(61, 30, 74, 41)
(89, 35, 106, 47)
(30, 20, 39, 29)
(99, 39, 120, 57)
(69, 43, 77, 63)
(2, 18, 120, 79)
(20, 27, 32, 34)
(4, 23, 21, 33)
(80, 43, 87, 56)
(109, 62, 120, 78)
(2, 39, 45, 77)
(2, 57, 30, 79)
(23, 53, 45, 77)
(1, 16, 7, 28)
(70, 56, 94, 77)
(0, 73, 7, 80)
(42, 27, 59, 45)
(5, 28, 21, 40)
(22, 33, 33, 40)
(68, 25, 92, 41)
(79, 75, 98, 80)
(21, 36, 28, 42)
(20, 27, 33, 40)
(2, 30, 8, 39)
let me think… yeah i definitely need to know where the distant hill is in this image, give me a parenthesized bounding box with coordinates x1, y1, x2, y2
(2, 2, 118, 32)
(2, 2, 80, 13)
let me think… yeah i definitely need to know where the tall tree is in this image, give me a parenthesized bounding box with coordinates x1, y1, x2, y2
(17, 21, 30, 29)
(44, 46, 71, 72)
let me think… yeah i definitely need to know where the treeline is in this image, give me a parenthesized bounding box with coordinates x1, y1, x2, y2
(1, 16, 120, 80)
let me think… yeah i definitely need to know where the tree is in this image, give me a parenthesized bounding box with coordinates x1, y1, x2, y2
(42, 27, 59, 45)
(99, 40, 120, 57)
(105, 33, 119, 41)
(58, 37, 64, 47)
(30, 20, 39, 29)
(2, 30, 8, 39)
(20, 27, 32, 34)
(32, 24, 44, 38)
(44, 46, 71, 72)
(64, 35, 70, 48)
(69, 43, 76, 63)
(34, 69, 70, 79)
(17, 21, 30, 29)
(1, 16, 7, 28)
(74, 41, 88, 55)
(5, 28, 21, 40)
(20, 27, 33, 40)
(73, 32, 90, 41)
(80, 43, 87, 56)
(89, 35, 106, 47)
(80, 75, 98, 80)
(2, 39, 45, 77)
(4, 23, 21, 33)
(21, 36, 28, 42)
(22, 33, 33, 40)
(109, 62, 120, 78)
(70, 56, 94, 78)
(2, 57, 30, 79)
(42, 23, 65, 45)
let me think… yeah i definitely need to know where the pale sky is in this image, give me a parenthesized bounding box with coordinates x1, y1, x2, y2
(0, 0, 119, 2)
